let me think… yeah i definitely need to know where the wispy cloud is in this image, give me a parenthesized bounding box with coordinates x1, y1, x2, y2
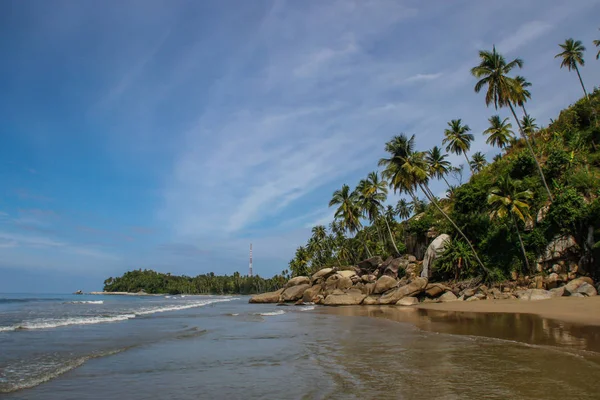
(404, 73, 443, 83)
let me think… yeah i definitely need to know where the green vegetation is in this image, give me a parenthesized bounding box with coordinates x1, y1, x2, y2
(103, 270, 287, 295)
(287, 35, 600, 283)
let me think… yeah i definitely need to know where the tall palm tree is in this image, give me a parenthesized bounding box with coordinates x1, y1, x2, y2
(380, 133, 488, 273)
(471, 46, 553, 201)
(521, 115, 538, 138)
(425, 146, 453, 188)
(395, 199, 413, 220)
(328, 184, 362, 234)
(470, 152, 487, 173)
(484, 115, 513, 149)
(513, 76, 532, 116)
(443, 119, 474, 171)
(379, 134, 419, 203)
(555, 39, 589, 100)
(488, 176, 534, 271)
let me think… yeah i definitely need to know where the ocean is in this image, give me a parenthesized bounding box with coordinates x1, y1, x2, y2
(1, 293, 600, 399)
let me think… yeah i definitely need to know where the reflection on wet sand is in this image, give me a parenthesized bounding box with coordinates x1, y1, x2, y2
(323, 306, 600, 353)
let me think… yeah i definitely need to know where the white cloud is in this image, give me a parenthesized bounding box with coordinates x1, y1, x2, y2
(404, 73, 443, 83)
(498, 20, 554, 53)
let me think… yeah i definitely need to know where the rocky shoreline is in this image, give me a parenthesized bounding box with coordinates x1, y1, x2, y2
(249, 253, 598, 307)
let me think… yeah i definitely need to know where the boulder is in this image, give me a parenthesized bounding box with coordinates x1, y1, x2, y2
(312, 268, 336, 282)
(517, 289, 552, 301)
(405, 263, 420, 279)
(439, 291, 458, 302)
(549, 287, 565, 297)
(396, 297, 419, 306)
(571, 293, 585, 298)
(362, 295, 381, 305)
(373, 276, 399, 294)
(545, 273, 559, 290)
(337, 270, 357, 279)
(379, 277, 428, 304)
(421, 234, 451, 278)
(534, 276, 544, 289)
(285, 276, 310, 288)
(461, 288, 476, 298)
(249, 288, 284, 303)
(337, 276, 353, 291)
(357, 256, 384, 272)
(74, 290, 83, 295)
(323, 289, 366, 306)
(302, 285, 322, 303)
(576, 282, 597, 297)
(382, 257, 410, 278)
(564, 277, 594, 295)
(281, 284, 311, 302)
(425, 283, 450, 298)
(466, 296, 480, 302)
(537, 235, 577, 264)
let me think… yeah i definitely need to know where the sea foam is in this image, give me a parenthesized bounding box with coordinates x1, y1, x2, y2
(259, 310, 286, 316)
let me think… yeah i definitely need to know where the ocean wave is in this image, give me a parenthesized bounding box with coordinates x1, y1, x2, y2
(64, 300, 104, 304)
(0, 297, 63, 304)
(298, 306, 315, 311)
(258, 310, 286, 316)
(0, 297, 238, 332)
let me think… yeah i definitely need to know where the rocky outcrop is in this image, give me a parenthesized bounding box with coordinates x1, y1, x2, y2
(362, 295, 381, 305)
(302, 285, 322, 303)
(379, 277, 428, 304)
(311, 268, 335, 283)
(357, 256, 383, 272)
(285, 276, 310, 288)
(249, 288, 284, 303)
(372, 275, 398, 294)
(425, 283, 450, 298)
(421, 234, 451, 278)
(281, 284, 311, 302)
(323, 289, 366, 306)
(538, 235, 577, 264)
(564, 277, 594, 295)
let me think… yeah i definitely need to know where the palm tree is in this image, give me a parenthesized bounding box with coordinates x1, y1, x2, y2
(555, 39, 589, 100)
(425, 146, 452, 188)
(471, 46, 553, 201)
(379, 134, 420, 204)
(513, 76, 532, 116)
(470, 152, 487, 173)
(395, 199, 413, 220)
(521, 115, 538, 138)
(328, 184, 362, 234)
(380, 133, 488, 274)
(443, 119, 474, 171)
(594, 29, 600, 59)
(484, 115, 513, 149)
(488, 176, 534, 271)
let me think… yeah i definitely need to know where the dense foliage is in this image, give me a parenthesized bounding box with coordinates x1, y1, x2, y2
(103, 269, 286, 295)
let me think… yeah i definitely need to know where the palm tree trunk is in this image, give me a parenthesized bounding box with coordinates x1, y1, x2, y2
(383, 215, 400, 255)
(521, 105, 528, 117)
(511, 213, 530, 272)
(441, 175, 452, 189)
(418, 183, 490, 275)
(574, 65, 590, 101)
(508, 102, 554, 202)
(464, 153, 473, 172)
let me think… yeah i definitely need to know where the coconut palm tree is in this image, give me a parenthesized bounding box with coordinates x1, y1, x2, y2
(484, 115, 514, 149)
(380, 133, 488, 273)
(470, 152, 487, 173)
(425, 146, 453, 188)
(328, 184, 362, 234)
(379, 134, 420, 203)
(514, 76, 532, 116)
(555, 39, 589, 100)
(488, 176, 534, 271)
(443, 119, 474, 171)
(471, 46, 553, 201)
(594, 29, 600, 59)
(521, 115, 538, 139)
(395, 199, 413, 220)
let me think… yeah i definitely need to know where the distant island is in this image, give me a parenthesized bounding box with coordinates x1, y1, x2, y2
(102, 269, 286, 295)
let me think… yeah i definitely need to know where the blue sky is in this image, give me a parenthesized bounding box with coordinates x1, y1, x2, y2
(1, 0, 600, 292)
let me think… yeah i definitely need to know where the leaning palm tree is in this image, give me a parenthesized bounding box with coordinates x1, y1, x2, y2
(395, 199, 413, 220)
(488, 176, 534, 271)
(328, 184, 362, 235)
(443, 119, 474, 171)
(594, 29, 600, 59)
(425, 146, 453, 188)
(471, 46, 553, 201)
(470, 152, 487, 173)
(513, 76, 532, 116)
(381, 133, 488, 273)
(484, 115, 514, 149)
(555, 38, 589, 100)
(521, 115, 538, 139)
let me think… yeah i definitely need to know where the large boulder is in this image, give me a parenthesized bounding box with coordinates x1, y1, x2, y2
(284, 276, 310, 288)
(312, 268, 336, 283)
(302, 285, 322, 303)
(549, 287, 565, 297)
(397, 297, 419, 306)
(421, 234, 451, 278)
(538, 235, 577, 264)
(323, 289, 366, 306)
(439, 291, 458, 302)
(362, 295, 381, 305)
(281, 284, 311, 302)
(357, 256, 384, 272)
(576, 282, 597, 297)
(337, 270, 357, 279)
(517, 289, 552, 301)
(381, 257, 410, 278)
(379, 277, 428, 304)
(564, 277, 594, 295)
(373, 276, 398, 294)
(425, 283, 450, 298)
(249, 288, 284, 303)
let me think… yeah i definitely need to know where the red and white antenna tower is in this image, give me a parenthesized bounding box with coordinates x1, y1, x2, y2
(249, 243, 253, 277)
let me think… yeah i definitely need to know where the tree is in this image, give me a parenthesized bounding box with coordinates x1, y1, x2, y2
(470, 151, 488, 173)
(555, 38, 589, 100)
(443, 119, 474, 171)
(425, 146, 453, 188)
(521, 115, 538, 138)
(488, 176, 534, 271)
(329, 184, 362, 234)
(379, 134, 419, 203)
(471, 46, 553, 201)
(514, 76, 532, 116)
(395, 199, 413, 220)
(594, 29, 600, 59)
(380, 133, 488, 274)
(483, 115, 514, 149)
